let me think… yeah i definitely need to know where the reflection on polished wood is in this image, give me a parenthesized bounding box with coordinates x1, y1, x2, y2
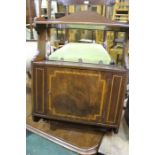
(27, 115, 103, 155)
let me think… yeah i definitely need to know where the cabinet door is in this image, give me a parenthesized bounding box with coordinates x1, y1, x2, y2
(32, 66, 46, 114)
(46, 67, 110, 124)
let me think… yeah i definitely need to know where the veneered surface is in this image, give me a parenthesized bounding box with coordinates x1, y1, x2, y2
(27, 115, 103, 149)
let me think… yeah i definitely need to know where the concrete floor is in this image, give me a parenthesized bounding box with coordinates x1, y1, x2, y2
(98, 114, 129, 155)
(26, 41, 129, 155)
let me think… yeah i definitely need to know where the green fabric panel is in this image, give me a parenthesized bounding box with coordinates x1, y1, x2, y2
(26, 131, 77, 155)
(49, 43, 111, 64)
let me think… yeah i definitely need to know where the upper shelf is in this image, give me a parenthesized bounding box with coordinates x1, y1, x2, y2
(35, 11, 129, 28)
(57, 0, 106, 5)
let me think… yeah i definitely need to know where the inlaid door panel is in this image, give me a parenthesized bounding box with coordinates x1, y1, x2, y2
(47, 67, 109, 123)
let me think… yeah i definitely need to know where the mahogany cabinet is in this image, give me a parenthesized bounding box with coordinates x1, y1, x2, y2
(32, 61, 127, 133)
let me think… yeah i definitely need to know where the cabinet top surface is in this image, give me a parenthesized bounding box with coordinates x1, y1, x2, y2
(33, 60, 127, 72)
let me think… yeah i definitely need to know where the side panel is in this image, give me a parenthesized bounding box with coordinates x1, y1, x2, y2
(32, 66, 46, 114)
(105, 74, 127, 126)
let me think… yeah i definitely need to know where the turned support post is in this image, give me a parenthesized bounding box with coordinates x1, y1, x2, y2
(47, 0, 51, 19)
(38, 28, 46, 57)
(27, 0, 34, 39)
(33, 24, 47, 61)
(65, 28, 69, 43)
(39, 0, 42, 17)
(34, 22, 52, 61)
(123, 40, 129, 68)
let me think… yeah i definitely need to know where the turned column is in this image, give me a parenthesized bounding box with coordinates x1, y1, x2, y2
(34, 24, 47, 61)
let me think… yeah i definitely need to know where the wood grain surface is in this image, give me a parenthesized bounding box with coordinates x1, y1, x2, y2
(32, 60, 128, 132)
